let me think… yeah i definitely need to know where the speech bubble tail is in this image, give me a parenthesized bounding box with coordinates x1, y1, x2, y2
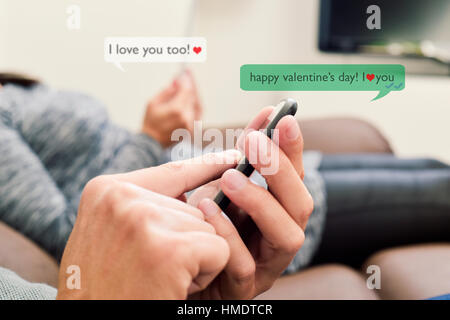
(113, 62, 125, 72)
(371, 90, 390, 101)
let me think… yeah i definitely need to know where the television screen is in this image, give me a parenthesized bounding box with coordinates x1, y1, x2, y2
(319, 0, 450, 63)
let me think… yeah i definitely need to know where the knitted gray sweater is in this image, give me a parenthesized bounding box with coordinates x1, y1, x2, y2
(0, 84, 326, 299)
(0, 84, 165, 259)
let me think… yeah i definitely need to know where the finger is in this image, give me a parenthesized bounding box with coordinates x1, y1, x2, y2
(173, 72, 195, 108)
(245, 131, 313, 230)
(221, 169, 305, 280)
(236, 106, 274, 151)
(159, 205, 216, 234)
(185, 232, 230, 294)
(245, 106, 275, 131)
(220, 169, 303, 254)
(151, 81, 177, 105)
(143, 190, 204, 220)
(171, 74, 197, 132)
(275, 115, 305, 180)
(113, 150, 242, 198)
(198, 199, 255, 298)
(108, 181, 206, 220)
(187, 179, 221, 208)
(130, 199, 215, 233)
(183, 69, 203, 120)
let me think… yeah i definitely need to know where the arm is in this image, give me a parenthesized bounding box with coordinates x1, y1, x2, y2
(100, 131, 166, 174)
(0, 123, 75, 260)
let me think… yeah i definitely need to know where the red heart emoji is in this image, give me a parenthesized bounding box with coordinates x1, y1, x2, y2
(193, 46, 202, 54)
(366, 74, 375, 81)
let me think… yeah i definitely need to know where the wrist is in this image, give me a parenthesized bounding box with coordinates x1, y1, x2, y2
(142, 126, 171, 148)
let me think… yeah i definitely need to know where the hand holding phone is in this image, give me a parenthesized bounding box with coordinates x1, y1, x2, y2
(213, 98, 298, 211)
(191, 97, 312, 299)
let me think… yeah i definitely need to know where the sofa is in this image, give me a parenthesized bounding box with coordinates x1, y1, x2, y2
(1, 117, 449, 299)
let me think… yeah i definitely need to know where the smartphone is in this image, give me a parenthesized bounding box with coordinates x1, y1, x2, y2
(213, 98, 298, 211)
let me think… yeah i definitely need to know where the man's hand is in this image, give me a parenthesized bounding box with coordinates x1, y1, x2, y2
(188, 107, 314, 299)
(57, 150, 240, 300)
(142, 69, 202, 148)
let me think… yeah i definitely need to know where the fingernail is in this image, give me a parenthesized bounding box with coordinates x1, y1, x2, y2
(199, 198, 219, 218)
(223, 149, 243, 164)
(236, 128, 254, 152)
(285, 116, 300, 140)
(247, 131, 271, 164)
(223, 169, 247, 190)
(247, 131, 262, 156)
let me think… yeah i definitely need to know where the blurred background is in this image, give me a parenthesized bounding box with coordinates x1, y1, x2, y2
(1, 0, 449, 162)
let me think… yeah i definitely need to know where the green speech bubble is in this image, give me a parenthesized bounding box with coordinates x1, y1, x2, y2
(240, 64, 405, 101)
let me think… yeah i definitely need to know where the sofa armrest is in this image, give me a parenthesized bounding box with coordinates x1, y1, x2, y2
(300, 117, 393, 154)
(205, 117, 393, 154)
(363, 243, 450, 300)
(256, 264, 379, 300)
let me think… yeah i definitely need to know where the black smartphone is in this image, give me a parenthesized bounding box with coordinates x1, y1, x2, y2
(213, 98, 298, 211)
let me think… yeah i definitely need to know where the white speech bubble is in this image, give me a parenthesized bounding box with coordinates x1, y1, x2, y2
(104, 37, 207, 71)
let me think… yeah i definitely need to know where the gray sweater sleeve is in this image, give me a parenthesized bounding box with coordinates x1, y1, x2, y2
(0, 84, 166, 260)
(0, 267, 56, 300)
